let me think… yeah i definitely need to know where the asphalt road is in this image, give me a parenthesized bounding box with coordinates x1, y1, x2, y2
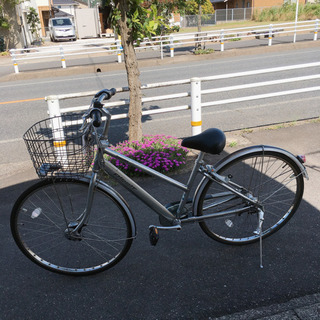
(1, 43, 320, 177)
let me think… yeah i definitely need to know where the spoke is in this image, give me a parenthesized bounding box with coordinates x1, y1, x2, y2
(81, 238, 116, 261)
(29, 237, 67, 256)
(83, 228, 125, 252)
(261, 173, 300, 204)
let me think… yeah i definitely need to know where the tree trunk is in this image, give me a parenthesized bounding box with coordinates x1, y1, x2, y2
(196, 5, 202, 50)
(116, 0, 142, 142)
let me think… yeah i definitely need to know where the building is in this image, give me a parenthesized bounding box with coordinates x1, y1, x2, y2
(212, 0, 306, 10)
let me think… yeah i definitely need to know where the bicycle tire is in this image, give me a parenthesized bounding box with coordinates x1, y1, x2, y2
(11, 178, 135, 275)
(196, 150, 304, 245)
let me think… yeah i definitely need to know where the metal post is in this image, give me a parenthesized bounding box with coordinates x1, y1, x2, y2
(190, 77, 202, 136)
(268, 24, 273, 46)
(314, 19, 319, 41)
(116, 39, 122, 63)
(60, 45, 66, 68)
(293, 0, 299, 43)
(46, 95, 68, 167)
(160, 39, 163, 59)
(46, 95, 61, 118)
(226, 1, 228, 22)
(220, 29, 225, 52)
(170, 35, 174, 58)
(10, 50, 19, 74)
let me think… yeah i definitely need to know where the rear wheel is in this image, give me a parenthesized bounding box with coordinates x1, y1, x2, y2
(197, 151, 304, 244)
(11, 178, 134, 275)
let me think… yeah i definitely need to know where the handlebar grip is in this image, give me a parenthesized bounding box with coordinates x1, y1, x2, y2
(94, 88, 116, 102)
(91, 109, 102, 127)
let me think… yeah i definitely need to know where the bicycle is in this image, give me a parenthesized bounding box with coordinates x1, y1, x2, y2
(11, 88, 308, 276)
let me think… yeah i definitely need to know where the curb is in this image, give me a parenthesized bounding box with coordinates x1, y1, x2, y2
(214, 293, 320, 320)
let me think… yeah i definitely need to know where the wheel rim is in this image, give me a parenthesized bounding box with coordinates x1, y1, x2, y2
(13, 180, 132, 274)
(198, 153, 303, 244)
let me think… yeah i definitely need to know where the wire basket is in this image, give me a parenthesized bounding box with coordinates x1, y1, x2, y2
(23, 114, 95, 178)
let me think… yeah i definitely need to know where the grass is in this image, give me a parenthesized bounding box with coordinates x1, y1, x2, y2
(194, 48, 214, 55)
(178, 20, 287, 34)
(253, 3, 320, 22)
(241, 128, 254, 134)
(0, 51, 9, 57)
(310, 117, 320, 123)
(228, 141, 238, 147)
(266, 120, 299, 130)
(266, 123, 286, 130)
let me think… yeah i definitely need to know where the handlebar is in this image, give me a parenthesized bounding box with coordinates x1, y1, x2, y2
(90, 88, 116, 127)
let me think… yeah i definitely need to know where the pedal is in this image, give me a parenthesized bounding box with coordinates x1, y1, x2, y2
(149, 226, 159, 246)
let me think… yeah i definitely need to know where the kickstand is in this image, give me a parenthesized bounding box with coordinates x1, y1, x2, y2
(254, 209, 265, 269)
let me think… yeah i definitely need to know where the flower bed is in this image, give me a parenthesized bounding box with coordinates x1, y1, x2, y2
(106, 135, 189, 176)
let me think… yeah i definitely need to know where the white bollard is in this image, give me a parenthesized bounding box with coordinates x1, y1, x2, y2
(170, 35, 174, 58)
(190, 77, 202, 136)
(46, 95, 68, 168)
(10, 50, 19, 73)
(116, 39, 122, 63)
(60, 46, 66, 68)
(220, 30, 224, 52)
(160, 40, 163, 60)
(268, 24, 273, 46)
(314, 19, 319, 41)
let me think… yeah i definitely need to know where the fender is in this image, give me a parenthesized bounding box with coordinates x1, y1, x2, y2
(214, 145, 308, 178)
(192, 145, 308, 216)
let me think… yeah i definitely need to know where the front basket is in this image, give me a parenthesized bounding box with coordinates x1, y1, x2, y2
(23, 114, 94, 178)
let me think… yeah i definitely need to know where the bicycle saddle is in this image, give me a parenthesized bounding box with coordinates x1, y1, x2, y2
(181, 128, 226, 154)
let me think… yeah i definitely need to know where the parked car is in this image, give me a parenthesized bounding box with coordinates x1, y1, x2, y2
(49, 18, 76, 42)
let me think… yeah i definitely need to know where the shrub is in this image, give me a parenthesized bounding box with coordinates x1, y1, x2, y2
(194, 48, 214, 55)
(105, 135, 189, 176)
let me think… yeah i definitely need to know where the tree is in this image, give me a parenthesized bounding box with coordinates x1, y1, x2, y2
(107, 0, 185, 142)
(184, 0, 214, 49)
(0, 0, 18, 50)
(185, 0, 214, 15)
(26, 7, 41, 43)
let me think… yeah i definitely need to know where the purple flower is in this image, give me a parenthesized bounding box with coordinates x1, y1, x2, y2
(104, 135, 189, 176)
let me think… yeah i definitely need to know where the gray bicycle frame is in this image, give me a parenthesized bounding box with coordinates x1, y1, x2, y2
(80, 107, 259, 227)
(81, 105, 307, 229)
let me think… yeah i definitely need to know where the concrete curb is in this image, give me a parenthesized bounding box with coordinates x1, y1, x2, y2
(214, 293, 320, 320)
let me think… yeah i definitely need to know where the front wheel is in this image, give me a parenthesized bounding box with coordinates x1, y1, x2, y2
(196, 150, 304, 245)
(11, 178, 135, 275)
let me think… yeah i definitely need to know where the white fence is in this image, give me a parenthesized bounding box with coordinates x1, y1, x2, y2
(11, 19, 319, 74)
(46, 60, 320, 137)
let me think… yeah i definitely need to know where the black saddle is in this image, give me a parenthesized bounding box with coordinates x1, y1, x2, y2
(181, 128, 226, 155)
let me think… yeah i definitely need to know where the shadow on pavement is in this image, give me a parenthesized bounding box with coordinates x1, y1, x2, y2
(1, 149, 319, 319)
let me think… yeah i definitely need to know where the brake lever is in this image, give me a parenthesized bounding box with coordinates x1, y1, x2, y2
(79, 111, 92, 132)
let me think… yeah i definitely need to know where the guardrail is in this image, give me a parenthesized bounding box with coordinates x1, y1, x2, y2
(46, 60, 320, 137)
(11, 19, 319, 74)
